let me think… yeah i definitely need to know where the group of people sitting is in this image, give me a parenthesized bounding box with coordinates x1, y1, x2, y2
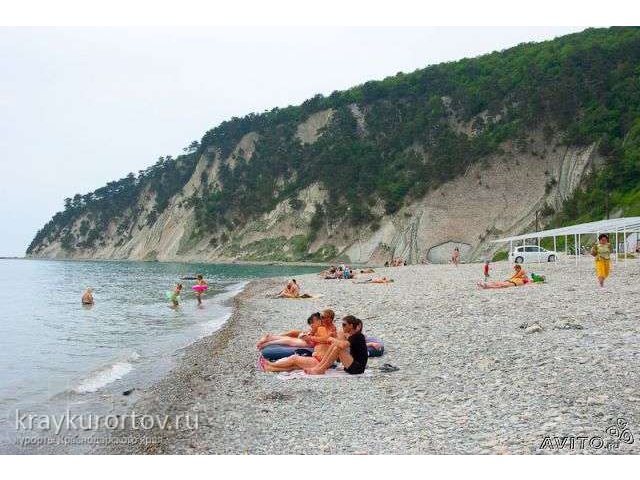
(322, 264, 356, 279)
(477, 264, 545, 289)
(256, 309, 372, 375)
(384, 258, 407, 267)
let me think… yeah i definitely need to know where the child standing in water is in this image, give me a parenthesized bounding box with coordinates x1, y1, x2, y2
(591, 233, 611, 287)
(193, 274, 208, 305)
(483, 260, 490, 281)
(170, 283, 183, 307)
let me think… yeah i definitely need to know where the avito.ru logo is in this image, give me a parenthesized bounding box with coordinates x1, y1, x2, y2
(539, 417, 634, 451)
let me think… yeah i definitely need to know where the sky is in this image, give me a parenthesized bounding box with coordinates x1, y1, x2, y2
(0, 27, 586, 256)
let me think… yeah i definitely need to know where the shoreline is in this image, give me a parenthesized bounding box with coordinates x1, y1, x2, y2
(20, 255, 341, 268)
(97, 260, 640, 454)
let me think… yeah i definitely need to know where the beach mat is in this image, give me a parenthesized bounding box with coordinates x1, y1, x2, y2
(277, 368, 373, 380)
(265, 294, 324, 299)
(261, 337, 384, 361)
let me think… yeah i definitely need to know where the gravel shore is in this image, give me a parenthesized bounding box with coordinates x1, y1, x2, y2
(101, 258, 640, 454)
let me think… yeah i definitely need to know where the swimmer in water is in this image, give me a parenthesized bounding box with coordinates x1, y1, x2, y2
(81, 288, 94, 305)
(170, 283, 183, 307)
(194, 274, 208, 305)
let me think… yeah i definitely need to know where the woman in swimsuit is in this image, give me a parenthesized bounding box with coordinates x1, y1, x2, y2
(305, 315, 368, 375)
(591, 233, 612, 287)
(256, 312, 322, 349)
(451, 247, 460, 267)
(260, 314, 334, 373)
(477, 264, 528, 289)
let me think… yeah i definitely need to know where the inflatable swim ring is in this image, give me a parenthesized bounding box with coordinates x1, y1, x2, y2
(261, 336, 384, 361)
(192, 284, 208, 293)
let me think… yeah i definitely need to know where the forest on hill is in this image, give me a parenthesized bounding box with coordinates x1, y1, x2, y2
(28, 27, 640, 256)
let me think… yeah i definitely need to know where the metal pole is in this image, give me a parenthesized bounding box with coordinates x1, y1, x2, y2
(509, 240, 513, 266)
(574, 234, 578, 266)
(615, 229, 619, 263)
(623, 226, 627, 267)
(553, 235, 557, 265)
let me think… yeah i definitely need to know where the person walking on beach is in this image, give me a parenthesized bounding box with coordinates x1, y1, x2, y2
(483, 260, 491, 281)
(591, 233, 612, 287)
(451, 247, 460, 267)
(81, 288, 94, 305)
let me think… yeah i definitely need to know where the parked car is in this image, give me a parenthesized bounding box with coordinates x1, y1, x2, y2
(510, 245, 557, 263)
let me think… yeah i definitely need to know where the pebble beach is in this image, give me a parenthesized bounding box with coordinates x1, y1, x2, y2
(102, 258, 640, 454)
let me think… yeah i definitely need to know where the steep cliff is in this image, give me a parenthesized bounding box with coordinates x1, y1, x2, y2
(27, 27, 640, 263)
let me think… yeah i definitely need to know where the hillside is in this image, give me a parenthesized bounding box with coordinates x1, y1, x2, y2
(27, 27, 640, 263)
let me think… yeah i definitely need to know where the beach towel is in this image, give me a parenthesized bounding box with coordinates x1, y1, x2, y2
(276, 368, 373, 380)
(266, 293, 324, 299)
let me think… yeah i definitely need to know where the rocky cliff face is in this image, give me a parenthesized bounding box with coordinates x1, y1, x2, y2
(33, 27, 637, 264)
(28, 107, 599, 264)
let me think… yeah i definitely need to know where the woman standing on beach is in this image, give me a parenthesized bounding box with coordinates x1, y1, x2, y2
(591, 233, 612, 287)
(451, 247, 460, 267)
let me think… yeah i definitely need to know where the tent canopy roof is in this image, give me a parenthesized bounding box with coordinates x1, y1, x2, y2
(492, 217, 640, 243)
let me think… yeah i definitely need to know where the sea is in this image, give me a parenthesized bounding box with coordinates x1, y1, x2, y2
(0, 258, 320, 451)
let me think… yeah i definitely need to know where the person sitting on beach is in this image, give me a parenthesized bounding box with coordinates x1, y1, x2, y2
(256, 312, 325, 350)
(259, 314, 335, 373)
(477, 264, 528, 289)
(277, 279, 300, 298)
(325, 266, 343, 279)
(320, 308, 337, 336)
(305, 315, 368, 375)
(343, 265, 353, 279)
(81, 288, 94, 305)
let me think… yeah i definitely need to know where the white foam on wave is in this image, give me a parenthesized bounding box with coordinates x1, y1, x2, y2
(198, 281, 248, 336)
(73, 352, 139, 394)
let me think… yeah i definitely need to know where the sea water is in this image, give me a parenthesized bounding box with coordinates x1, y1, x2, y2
(0, 258, 319, 448)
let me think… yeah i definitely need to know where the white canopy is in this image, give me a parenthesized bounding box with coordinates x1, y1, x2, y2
(491, 217, 640, 244)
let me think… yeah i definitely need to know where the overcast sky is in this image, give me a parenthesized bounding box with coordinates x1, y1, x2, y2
(0, 27, 585, 256)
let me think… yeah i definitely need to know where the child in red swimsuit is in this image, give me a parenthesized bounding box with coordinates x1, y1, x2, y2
(483, 260, 490, 280)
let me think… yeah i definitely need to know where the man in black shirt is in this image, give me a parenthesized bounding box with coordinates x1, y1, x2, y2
(305, 315, 368, 375)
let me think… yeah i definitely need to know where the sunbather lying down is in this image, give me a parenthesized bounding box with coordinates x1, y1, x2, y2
(357, 276, 393, 284)
(256, 312, 326, 350)
(477, 264, 529, 289)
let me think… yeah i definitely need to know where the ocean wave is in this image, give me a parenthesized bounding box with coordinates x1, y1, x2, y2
(198, 281, 248, 336)
(73, 352, 140, 394)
